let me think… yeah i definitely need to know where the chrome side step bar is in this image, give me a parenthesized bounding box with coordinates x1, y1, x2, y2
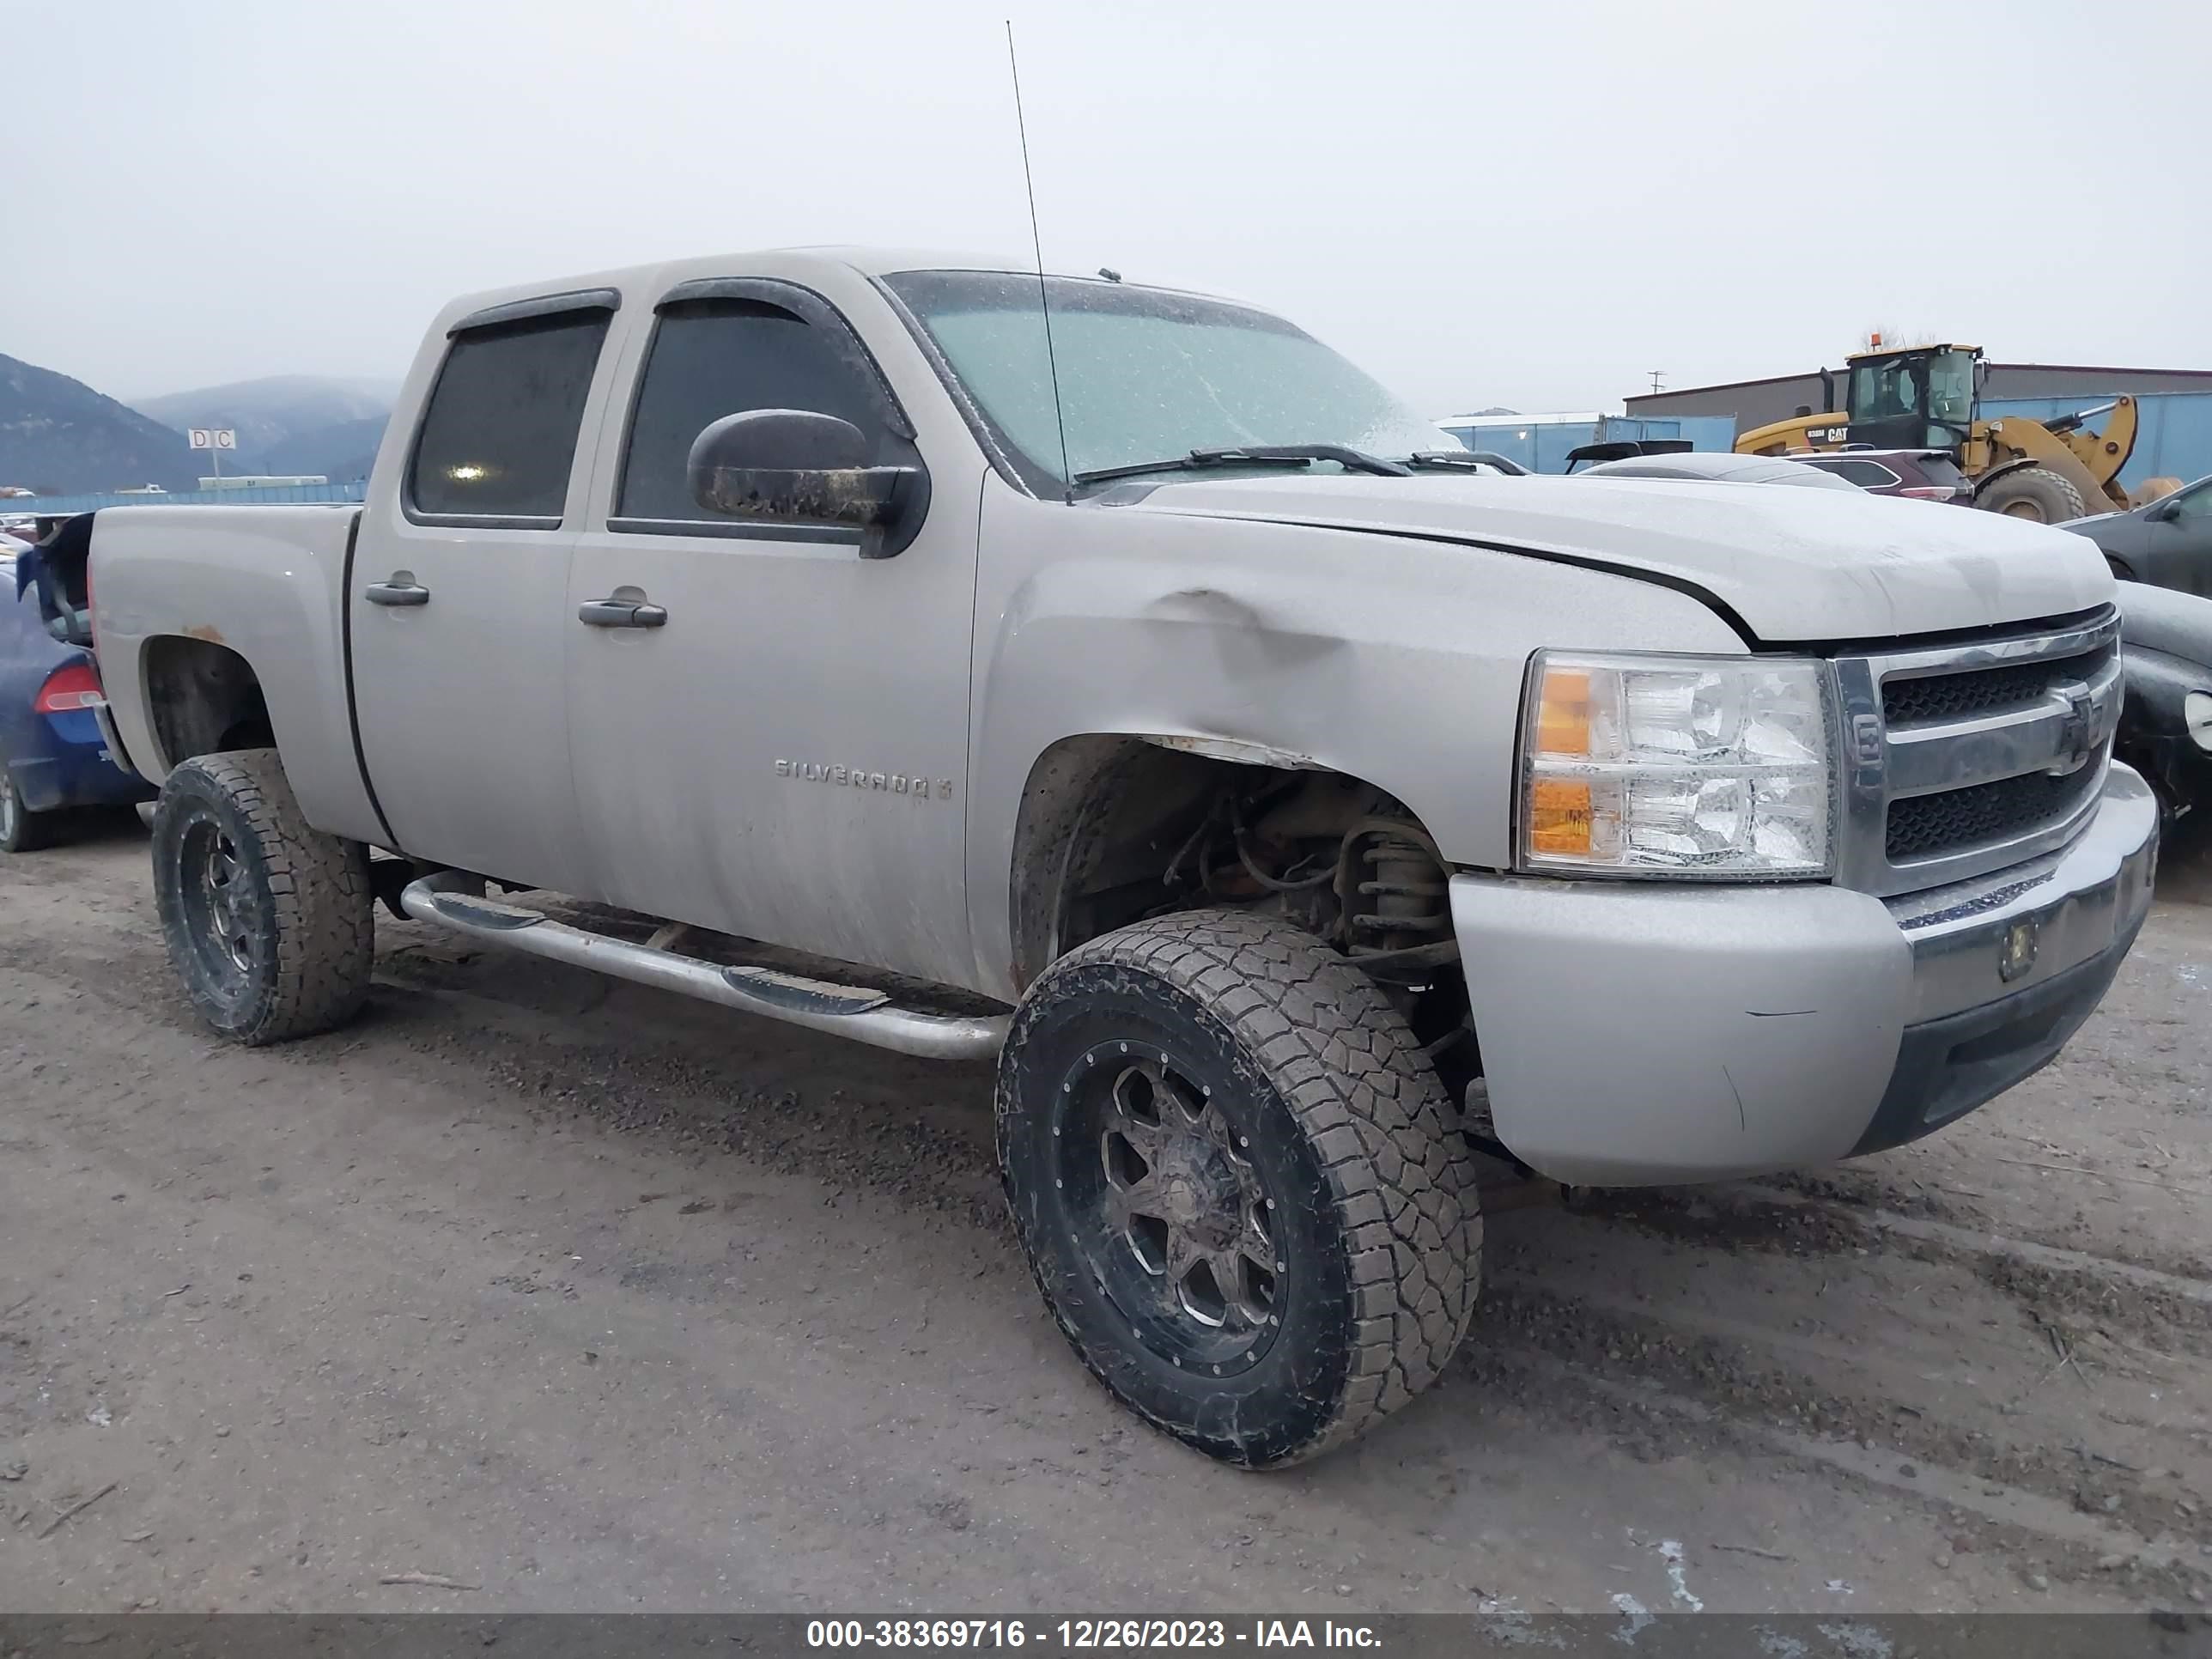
(398, 872, 1010, 1060)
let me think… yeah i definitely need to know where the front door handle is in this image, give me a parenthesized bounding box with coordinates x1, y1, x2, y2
(579, 599, 668, 629)
(364, 576, 431, 607)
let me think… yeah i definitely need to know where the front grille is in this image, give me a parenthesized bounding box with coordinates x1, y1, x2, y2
(1834, 609, 2122, 896)
(1886, 767, 2100, 861)
(1882, 642, 2114, 726)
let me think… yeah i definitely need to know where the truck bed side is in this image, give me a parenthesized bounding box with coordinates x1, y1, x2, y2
(88, 504, 385, 845)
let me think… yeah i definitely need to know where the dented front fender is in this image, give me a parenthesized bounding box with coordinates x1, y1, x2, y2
(961, 483, 1746, 999)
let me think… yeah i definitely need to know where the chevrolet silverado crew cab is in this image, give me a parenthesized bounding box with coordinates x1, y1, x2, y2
(50, 249, 2154, 1467)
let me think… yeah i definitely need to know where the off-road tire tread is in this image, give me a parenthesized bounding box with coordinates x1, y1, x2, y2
(1000, 908, 1481, 1464)
(157, 749, 373, 1044)
(1979, 465, 2088, 524)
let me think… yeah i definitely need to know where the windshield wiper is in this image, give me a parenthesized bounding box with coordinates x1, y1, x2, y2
(1073, 445, 1413, 486)
(1404, 449, 1528, 477)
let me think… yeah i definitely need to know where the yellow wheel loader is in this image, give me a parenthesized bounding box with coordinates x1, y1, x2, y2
(1735, 343, 2177, 523)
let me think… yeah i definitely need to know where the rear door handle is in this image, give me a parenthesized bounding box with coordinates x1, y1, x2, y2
(579, 599, 668, 629)
(364, 577, 430, 607)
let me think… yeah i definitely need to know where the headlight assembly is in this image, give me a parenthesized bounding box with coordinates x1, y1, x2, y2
(1520, 651, 1835, 878)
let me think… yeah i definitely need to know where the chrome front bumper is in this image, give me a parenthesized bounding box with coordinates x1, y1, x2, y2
(1451, 765, 2158, 1187)
(1850, 763, 2156, 1155)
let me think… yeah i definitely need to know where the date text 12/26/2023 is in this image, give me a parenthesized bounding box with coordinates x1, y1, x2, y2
(805, 1621, 1382, 1650)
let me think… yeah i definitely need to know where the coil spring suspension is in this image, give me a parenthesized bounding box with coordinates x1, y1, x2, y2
(1342, 818, 1450, 956)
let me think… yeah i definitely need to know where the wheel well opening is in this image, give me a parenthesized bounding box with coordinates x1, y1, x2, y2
(1009, 736, 1481, 1103)
(143, 636, 272, 770)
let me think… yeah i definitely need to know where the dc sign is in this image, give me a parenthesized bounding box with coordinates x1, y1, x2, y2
(186, 428, 236, 451)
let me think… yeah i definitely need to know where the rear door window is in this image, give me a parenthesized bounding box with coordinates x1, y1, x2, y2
(409, 308, 612, 525)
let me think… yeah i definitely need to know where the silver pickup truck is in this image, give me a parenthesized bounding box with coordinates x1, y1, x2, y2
(57, 248, 2154, 1466)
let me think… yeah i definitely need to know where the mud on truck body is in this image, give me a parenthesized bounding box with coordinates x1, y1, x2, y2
(47, 249, 2154, 1465)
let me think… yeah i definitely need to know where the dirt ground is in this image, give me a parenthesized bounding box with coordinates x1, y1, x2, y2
(0, 819, 2207, 1617)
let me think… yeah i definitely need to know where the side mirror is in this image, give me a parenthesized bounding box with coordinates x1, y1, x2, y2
(686, 409, 926, 557)
(2148, 498, 2182, 524)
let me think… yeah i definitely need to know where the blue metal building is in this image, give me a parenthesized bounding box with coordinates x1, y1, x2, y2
(0, 481, 368, 516)
(1433, 412, 1739, 474)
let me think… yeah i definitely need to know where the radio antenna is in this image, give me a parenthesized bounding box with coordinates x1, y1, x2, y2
(1006, 21, 1073, 501)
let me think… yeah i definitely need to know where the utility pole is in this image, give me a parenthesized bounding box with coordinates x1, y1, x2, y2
(1648, 369, 1666, 396)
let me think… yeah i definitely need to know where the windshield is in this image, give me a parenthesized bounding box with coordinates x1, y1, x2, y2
(1847, 349, 1976, 438)
(1924, 349, 1974, 428)
(882, 270, 1454, 493)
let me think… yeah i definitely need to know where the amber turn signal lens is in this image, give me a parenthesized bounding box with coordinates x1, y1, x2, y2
(1535, 667, 1592, 757)
(1527, 777, 1594, 856)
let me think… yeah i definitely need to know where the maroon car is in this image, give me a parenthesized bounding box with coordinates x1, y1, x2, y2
(1790, 447, 1972, 503)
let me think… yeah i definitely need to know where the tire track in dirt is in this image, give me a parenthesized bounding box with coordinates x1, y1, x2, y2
(1760, 1166, 2212, 1283)
(1464, 1261, 2212, 1601)
(1470, 1342, 2206, 1600)
(1742, 1185, 2212, 1308)
(1567, 1187, 2212, 1352)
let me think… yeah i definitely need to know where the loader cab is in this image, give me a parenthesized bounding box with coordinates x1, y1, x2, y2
(1841, 344, 1982, 454)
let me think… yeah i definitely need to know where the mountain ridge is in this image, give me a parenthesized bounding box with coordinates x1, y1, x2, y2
(0, 353, 199, 495)
(3, 357, 402, 495)
(133, 375, 394, 480)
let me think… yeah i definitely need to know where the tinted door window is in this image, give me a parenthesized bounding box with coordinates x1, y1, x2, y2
(617, 298, 890, 526)
(410, 310, 611, 522)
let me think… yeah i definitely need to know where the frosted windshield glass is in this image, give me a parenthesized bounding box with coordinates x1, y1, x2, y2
(888, 271, 1449, 486)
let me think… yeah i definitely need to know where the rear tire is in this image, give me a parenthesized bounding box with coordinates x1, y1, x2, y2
(997, 909, 1481, 1467)
(1978, 465, 2089, 524)
(0, 763, 56, 854)
(151, 749, 373, 1044)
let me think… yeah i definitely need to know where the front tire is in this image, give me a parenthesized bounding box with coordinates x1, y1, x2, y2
(151, 749, 374, 1044)
(998, 909, 1480, 1467)
(1978, 465, 2089, 524)
(0, 763, 56, 854)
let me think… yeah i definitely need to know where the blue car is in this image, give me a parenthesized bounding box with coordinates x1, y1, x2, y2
(1, 538, 152, 852)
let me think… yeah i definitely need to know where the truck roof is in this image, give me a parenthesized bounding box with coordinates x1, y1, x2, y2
(434, 247, 1254, 328)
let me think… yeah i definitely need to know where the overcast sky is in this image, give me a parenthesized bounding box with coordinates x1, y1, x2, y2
(6, 0, 2206, 414)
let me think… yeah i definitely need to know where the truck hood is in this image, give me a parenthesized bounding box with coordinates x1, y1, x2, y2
(1108, 471, 2112, 643)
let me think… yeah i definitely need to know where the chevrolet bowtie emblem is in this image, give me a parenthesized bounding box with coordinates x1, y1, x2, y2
(2050, 681, 2100, 775)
